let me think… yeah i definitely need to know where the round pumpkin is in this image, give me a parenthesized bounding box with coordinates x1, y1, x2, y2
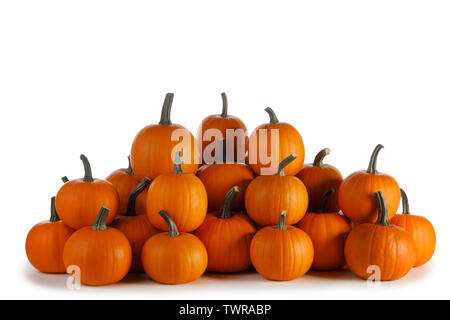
(63, 207, 132, 285)
(248, 107, 305, 176)
(250, 211, 314, 281)
(338, 144, 401, 224)
(141, 210, 208, 284)
(130, 93, 199, 180)
(245, 154, 308, 225)
(195, 186, 256, 272)
(390, 189, 436, 267)
(25, 197, 74, 273)
(344, 191, 416, 281)
(297, 189, 352, 270)
(297, 148, 343, 212)
(56, 154, 119, 229)
(147, 151, 207, 232)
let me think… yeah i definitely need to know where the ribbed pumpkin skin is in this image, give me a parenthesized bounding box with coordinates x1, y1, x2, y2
(111, 215, 160, 272)
(297, 213, 351, 270)
(390, 214, 436, 267)
(146, 173, 207, 232)
(245, 175, 308, 225)
(250, 226, 314, 280)
(344, 224, 416, 280)
(25, 221, 74, 273)
(63, 227, 132, 285)
(141, 232, 208, 284)
(197, 163, 255, 212)
(195, 213, 256, 272)
(106, 168, 140, 215)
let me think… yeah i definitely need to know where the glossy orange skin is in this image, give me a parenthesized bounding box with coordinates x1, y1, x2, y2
(195, 212, 256, 272)
(146, 173, 207, 232)
(25, 220, 74, 273)
(250, 225, 314, 280)
(141, 232, 208, 284)
(106, 168, 140, 215)
(63, 227, 132, 285)
(56, 179, 119, 229)
(245, 175, 308, 226)
(297, 164, 343, 212)
(338, 171, 400, 224)
(297, 212, 351, 270)
(344, 223, 416, 280)
(249, 122, 305, 176)
(197, 163, 255, 212)
(390, 214, 436, 267)
(111, 215, 160, 272)
(131, 124, 199, 180)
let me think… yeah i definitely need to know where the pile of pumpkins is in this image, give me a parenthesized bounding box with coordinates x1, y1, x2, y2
(25, 93, 436, 285)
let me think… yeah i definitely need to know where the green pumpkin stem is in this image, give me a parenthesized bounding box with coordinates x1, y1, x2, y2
(400, 188, 410, 215)
(276, 153, 297, 176)
(80, 154, 94, 182)
(367, 144, 384, 174)
(49, 197, 60, 222)
(219, 186, 240, 219)
(125, 178, 151, 217)
(319, 189, 335, 213)
(159, 93, 174, 125)
(173, 151, 183, 174)
(159, 210, 179, 237)
(92, 207, 109, 231)
(313, 148, 331, 167)
(61, 176, 69, 183)
(126, 155, 133, 174)
(264, 107, 279, 124)
(221, 92, 228, 118)
(276, 211, 288, 230)
(374, 191, 390, 226)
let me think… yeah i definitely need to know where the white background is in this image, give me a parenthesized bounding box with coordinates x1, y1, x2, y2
(1, 0, 449, 299)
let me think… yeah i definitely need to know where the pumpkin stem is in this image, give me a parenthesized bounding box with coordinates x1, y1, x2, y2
(125, 155, 133, 174)
(219, 186, 240, 219)
(173, 151, 183, 174)
(264, 107, 279, 124)
(319, 189, 335, 213)
(61, 176, 69, 183)
(158, 210, 179, 237)
(125, 178, 151, 217)
(276, 211, 288, 230)
(80, 154, 94, 182)
(49, 196, 60, 222)
(92, 207, 109, 231)
(400, 188, 410, 215)
(276, 153, 297, 176)
(374, 191, 390, 227)
(159, 93, 174, 125)
(313, 148, 331, 167)
(367, 144, 384, 174)
(220, 92, 228, 118)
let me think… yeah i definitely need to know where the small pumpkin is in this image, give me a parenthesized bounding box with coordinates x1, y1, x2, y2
(130, 93, 199, 180)
(249, 107, 305, 175)
(245, 154, 309, 225)
(296, 148, 343, 212)
(344, 191, 416, 281)
(338, 144, 401, 223)
(297, 189, 352, 271)
(25, 197, 74, 273)
(390, 189, 436, 267)
(56, 155, 119, 229)
(250, 211, 314, 281)
(141, 210, 208, 284)
(195, 186, 256, 273)
(111, 178, 160, 273)
(63, 207, 132, 286)
(147, 151, 207, 232)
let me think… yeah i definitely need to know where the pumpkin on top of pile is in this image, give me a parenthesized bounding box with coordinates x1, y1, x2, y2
(26, 93, 436, 286)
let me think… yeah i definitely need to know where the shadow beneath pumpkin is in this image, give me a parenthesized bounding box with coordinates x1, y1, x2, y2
(24, 264, 67, 290)
(306, 267, 359, 281)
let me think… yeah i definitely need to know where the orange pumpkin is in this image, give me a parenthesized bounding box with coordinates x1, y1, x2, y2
(338, 144, 400, 223)
(141, 210, 208, 284)
(297, 189, 352, 270)
(245, 154, 308, 225)
(195, 186, 256, 272)
(249, 107, 305, 175)
(390, 189, 436, 267)
(25, 197, 74, 273)
(130, 93, 199, 180)
(344, 191, 416, 281)
(297, 148, 343, 212)
(63, 207, 132, 285)
(147, 151, 207, 232)
(56, 155, 119, 229)
(250, 211, 314, 281)
(111, 178, 160, 272)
